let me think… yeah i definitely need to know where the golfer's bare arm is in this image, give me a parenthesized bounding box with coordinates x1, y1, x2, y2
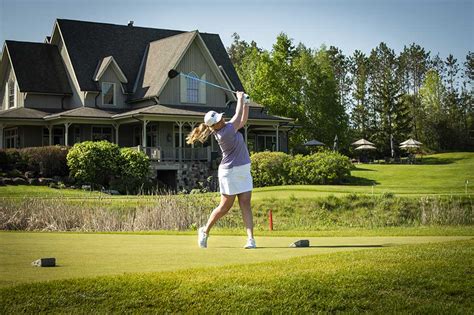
(238, 101, 249, 129)
(230, 91, 245, 131)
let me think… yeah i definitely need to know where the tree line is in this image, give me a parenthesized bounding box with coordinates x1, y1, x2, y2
(227, 33, 473, 156)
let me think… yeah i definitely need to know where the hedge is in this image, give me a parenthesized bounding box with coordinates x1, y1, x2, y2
(0, 146, 69, 177)
(250, 150, 353, 187)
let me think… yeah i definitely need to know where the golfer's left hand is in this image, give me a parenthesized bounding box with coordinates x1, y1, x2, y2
(236, 91, 245, 100)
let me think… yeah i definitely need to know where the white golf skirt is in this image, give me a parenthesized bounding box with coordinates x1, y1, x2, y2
(218, 163, 253, 195)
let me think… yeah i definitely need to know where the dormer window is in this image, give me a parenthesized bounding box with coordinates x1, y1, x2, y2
(102, 82, 115, 105)
(8, 80, 15, 109)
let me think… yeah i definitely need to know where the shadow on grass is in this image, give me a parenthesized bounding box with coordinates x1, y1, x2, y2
(419, 156, 464, 165)
(344, 176, 379, 186)
(211, 244, 393, 249)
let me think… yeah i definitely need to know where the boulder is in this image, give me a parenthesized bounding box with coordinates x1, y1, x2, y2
(38, 178, 54, 186)
(0, 177, 5, 186)
(103, 189, 121, 195)
(24, 171, 36, 179)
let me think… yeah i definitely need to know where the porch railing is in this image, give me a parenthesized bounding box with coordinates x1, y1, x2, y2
(133, 146, 212, 162)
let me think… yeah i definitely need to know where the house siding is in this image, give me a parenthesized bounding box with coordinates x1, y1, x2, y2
(52, 27, 83, 108)
(0, 65, 22, 110)
(159, 41, 227, 108)
(24, 94, 65, 109)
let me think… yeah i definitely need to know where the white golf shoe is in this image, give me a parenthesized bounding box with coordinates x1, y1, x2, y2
(198, 227, 208, 248)
(244, 238, 256, 249)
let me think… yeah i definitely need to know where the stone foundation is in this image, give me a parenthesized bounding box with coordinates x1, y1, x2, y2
(149, 161, 218, 192)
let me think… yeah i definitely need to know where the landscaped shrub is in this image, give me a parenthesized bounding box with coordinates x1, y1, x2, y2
(111, 148, 150, 194)
(67, 141, 121, 188)
(20, 146, 69, 177)
(287, 150, 353, 185)
(250, 150, 353, 187)
(250, 151, 292, 187)
(0, 149, 24, 171)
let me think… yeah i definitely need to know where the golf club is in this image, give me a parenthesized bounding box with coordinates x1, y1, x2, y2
(168, 69, 250, 103)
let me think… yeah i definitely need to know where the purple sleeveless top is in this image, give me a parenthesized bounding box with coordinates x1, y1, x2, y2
(214, 122, 251, 169)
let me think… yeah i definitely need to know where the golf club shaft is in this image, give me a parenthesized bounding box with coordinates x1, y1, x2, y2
(178, 72, 237, 95)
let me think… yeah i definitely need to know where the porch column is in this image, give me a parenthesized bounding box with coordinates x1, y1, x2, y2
(48, 125, 53, 145)
(244, 124, 250, 144)
(64, 122, 71, 146)
(188, 122, 196, 148)
(0, 124, 4, 149)
(142, 120, 149, 148)
(274, 124, 279, 151)
(176, 121, 185, 161)
(113, 123, 120, 145)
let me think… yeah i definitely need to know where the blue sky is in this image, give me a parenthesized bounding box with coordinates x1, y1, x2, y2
(1, 0, 473, 62)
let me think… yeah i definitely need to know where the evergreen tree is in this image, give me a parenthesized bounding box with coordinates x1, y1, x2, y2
(350, 50, 370, 139)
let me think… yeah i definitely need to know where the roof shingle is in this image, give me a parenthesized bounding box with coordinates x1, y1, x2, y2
(5, 40, 72, 95)
(57, 19, 244, 95)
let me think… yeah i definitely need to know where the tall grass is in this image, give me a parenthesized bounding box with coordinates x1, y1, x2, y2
(0, 194, 213, 232)
(0, 194, 472, 232)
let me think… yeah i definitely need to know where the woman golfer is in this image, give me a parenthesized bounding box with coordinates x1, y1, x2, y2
(186, 91, 255, 249)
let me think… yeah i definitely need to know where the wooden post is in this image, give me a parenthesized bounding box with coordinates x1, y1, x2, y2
(64, 122, 71, 146)
(176, 121, 185, 162)
(0, 124, 4, 149)
(113, 123, 120, 145)
(274, 124, 279, 151)
(142, 120, 149, 148)
(48, 125, 52, 145)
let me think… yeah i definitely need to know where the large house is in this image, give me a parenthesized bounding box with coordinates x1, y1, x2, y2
(0, 19, 294, 190)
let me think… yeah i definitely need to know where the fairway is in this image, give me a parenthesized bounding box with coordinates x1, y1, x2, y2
(0, 232, 470, 287)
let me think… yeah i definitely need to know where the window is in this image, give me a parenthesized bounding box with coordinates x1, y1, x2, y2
(92, 126, 112, 142)
(8, 80, 15, 109)
(4, 128, 18, 148)
(146, 124, 158, 147)
(181, 72, 206, 104)
(186, 72, 199, 103)
(257, 135, 276, 152)
(73, 126, 81, 144)
(102, 82, 115, 105)
(42, 128, 50, 146)
(53, 127, 64, 145)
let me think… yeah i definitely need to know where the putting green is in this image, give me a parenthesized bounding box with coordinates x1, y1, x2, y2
(0, 232, 470, 287)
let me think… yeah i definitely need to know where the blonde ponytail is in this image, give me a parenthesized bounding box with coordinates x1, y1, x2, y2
(186, 123, 212, 144)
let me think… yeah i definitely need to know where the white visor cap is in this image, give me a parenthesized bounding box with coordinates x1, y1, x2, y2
(204, 111, 224, 126)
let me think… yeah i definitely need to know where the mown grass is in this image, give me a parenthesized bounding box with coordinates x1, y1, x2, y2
(1, 238, 472, 313)
(1, 152, 472, 200)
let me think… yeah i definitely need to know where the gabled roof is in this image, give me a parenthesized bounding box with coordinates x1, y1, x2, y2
(93, 56, 128, 83)
(0, 107, 50, 119)
(133, 31, 197, 100)
(56, 19, 244, 94)
(44, 106, 116, 120)
(4, 41, 72, 95)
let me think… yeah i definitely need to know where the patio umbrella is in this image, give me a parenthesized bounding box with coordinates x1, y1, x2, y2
(399, 143, 419, 149)
(303, 139, 325, 146)
(355, 144, 377, 150)
(352, 139, 375, 146)
(400, 138, 422, 146)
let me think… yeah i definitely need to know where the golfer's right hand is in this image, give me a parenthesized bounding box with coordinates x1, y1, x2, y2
(236, 91, 245, 100)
